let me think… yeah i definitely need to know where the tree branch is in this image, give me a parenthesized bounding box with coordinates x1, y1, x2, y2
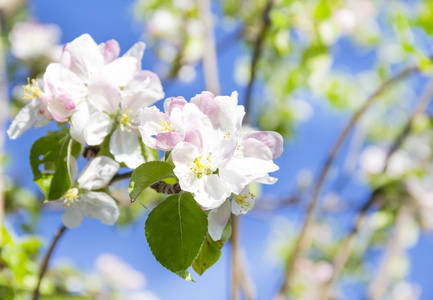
(33, 225, 67, 300)
(243, 0, 274, 125)
(276, 63, 425, 298)
(319, 75, 433, 299)
(199, 0, 220, 95)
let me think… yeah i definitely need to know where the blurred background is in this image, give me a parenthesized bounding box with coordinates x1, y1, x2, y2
(2, 0, 433, 299)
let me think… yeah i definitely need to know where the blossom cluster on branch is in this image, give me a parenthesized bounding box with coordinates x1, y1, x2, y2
(7, 33, 283, 278)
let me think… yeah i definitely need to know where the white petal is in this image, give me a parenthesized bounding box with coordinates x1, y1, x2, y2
(110, 127, 144, 169)
(60, 34, 104, 84)
(70, 101, 92, 144)
(87, 78, 122, 114)
(138, 106, 168, 149)
(208, 200, 231, 241)
(81, 192, 119, 225)
(84, 111, 113, 146)
(123, 41, 146, 69)
(61, 202, 84, 228)
(77, 156, 120, 190)
(101, 56, 137, 87)
(194, 175, 230, 209)
(43, 63, 86, 102)
(7, 99, 46, 139)
(231, 185, 255, 215)
(122, 71, 164, 111)
(219, 168, 246, 195)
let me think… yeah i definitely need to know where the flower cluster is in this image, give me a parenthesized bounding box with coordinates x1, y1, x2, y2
(7, 34, 283, 239)
(140, 91, 283, 240)
(8, 33, 164, 168)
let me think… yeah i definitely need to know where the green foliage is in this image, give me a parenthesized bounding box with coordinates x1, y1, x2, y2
(145, 193, 208, 276)
(29, 128, 73, 200)
(192, 234, 224, 275)
(128, 161, 177, 201)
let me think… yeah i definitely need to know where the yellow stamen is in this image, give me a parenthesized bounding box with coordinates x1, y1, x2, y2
(119, 108, 137, 132)
(23, 78, 42, 100)
(234, 192, 255, 213)
(223, 133, 231, 139)
(159, 120, 175, 132)
(190, 154, 213, 178)
(63, 188, 79, 207)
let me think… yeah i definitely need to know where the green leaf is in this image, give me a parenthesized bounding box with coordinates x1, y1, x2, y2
(128, 161, 177, 201)
(30, 128, 72, 200)
(176, 270, 196, 282)
(220, 218, 232, 243)
(192, 234, 224, 276)
(145, 192, 208, 275)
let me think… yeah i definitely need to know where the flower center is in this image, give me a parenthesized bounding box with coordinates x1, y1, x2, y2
(190, 154, 213, 179)
(63, 188, 79, 206)
(233, 192, 255, 213)
(159, 120, 175, 132)
(119, 108, 137, 132)
(23, 78, 43, 100)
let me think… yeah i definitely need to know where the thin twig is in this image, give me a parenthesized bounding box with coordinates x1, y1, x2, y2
(367, 206, 411, 300)
(276, 63, 425, 298)
(32, 225, 67, 300)
(0, 10, 7, 246)
(199, 0, 220, 94)
(109, 171, 133, 185)
(319, 75, 433, 299)
(231, 215, 241, 300)
(243, 0, 274, 125)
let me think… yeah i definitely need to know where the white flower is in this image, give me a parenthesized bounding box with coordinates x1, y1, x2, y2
(139, 96, 187, 151)
(9, 20, 61, 60)
(60, 156, 120, 228)
(208, 185, 256, 241)
(171, 104, 246, 209)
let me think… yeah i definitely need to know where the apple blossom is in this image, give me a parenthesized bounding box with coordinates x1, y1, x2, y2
(60, 156, 120, 228)
(139, 96, 187, 151)
(9, 20, 62, 60)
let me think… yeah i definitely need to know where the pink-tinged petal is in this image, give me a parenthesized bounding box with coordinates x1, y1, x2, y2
(87, 78, 122, 114)
(163, 96, 187, 116)
(171, 142, 200, 169)
(138, 106, 168, 149)
(228, 157, 279, 184)
(77, 156, 120, 190)
(122, 71, 164, 111)
(43, 63, 86, 102)
(208, 200, 231, 241)
(253, 175, 278, 185)
(60, 34, 104, 84)
(46, 91, 76, 122)
(102, 56, 137, 87)
(155, 131, 185, 151)
(241, 137, 273, 161)
(81, 192, 119, 225)
(102, 39, 120, 63)
(123, 41, 146, 69)
(247, 131, 284, 159)
(7, 99, 48, 139)
(182, 103, 213, 152)
(190, 91, 217, 116)
(110, 127, 145, 169)
(62, 202, 84, 228)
